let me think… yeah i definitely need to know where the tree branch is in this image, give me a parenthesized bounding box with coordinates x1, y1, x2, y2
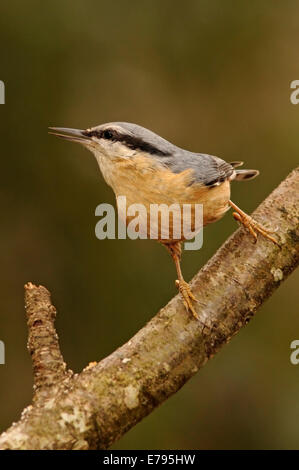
(25, 283, 70, 396)
(0, 168, 298, 450)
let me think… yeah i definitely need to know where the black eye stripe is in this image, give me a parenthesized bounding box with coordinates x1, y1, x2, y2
(84, 128, 170, 156)
(103, 130, 114, 140)
(84, 129, 116, 140)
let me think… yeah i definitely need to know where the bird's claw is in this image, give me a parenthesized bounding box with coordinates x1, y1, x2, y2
(232, 212, 280, 246)
(175, 279, 199, 320)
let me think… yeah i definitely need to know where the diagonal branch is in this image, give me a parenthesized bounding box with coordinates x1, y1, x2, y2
(0, 168, 298, 450)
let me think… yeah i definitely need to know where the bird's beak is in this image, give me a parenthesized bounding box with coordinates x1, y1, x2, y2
(48, 127, 92, 145)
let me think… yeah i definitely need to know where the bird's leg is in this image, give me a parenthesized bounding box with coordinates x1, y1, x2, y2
(164, 242, 199, 320)
(229, 200, 279, 245)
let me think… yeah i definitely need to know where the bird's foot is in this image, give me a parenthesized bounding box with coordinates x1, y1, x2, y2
(175, 279, 199, 320)
(232, 211, 279, 246)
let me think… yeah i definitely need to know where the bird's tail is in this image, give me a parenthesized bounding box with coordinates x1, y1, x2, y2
(230, 161, 259, 181)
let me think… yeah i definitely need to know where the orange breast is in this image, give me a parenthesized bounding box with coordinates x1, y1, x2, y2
(109, 155, 230, 241)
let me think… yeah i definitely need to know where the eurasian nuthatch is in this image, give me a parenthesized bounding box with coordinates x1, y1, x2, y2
(49, 122, 277, 319)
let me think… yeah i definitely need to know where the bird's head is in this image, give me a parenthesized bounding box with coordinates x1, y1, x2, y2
(49, 122, 173, 162)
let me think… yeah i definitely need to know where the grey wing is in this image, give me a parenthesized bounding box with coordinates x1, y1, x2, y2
(158, 150, 235, 187)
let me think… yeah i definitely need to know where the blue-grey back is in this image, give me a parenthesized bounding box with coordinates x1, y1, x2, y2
(111, 122, 234, 187)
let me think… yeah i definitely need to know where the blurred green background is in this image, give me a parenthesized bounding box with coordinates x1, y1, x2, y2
(0, 0, 298, 450)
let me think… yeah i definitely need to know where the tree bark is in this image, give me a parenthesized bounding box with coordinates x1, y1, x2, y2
(0, 168, 298, 450)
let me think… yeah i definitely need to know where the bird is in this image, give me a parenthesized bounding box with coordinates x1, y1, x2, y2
(49, 122, 278, 320)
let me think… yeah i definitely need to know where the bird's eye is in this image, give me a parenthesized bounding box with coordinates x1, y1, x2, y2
(103, 130, 114, 140)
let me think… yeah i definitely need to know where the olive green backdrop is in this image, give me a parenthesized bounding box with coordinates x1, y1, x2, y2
(0, 0, 298, 449)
